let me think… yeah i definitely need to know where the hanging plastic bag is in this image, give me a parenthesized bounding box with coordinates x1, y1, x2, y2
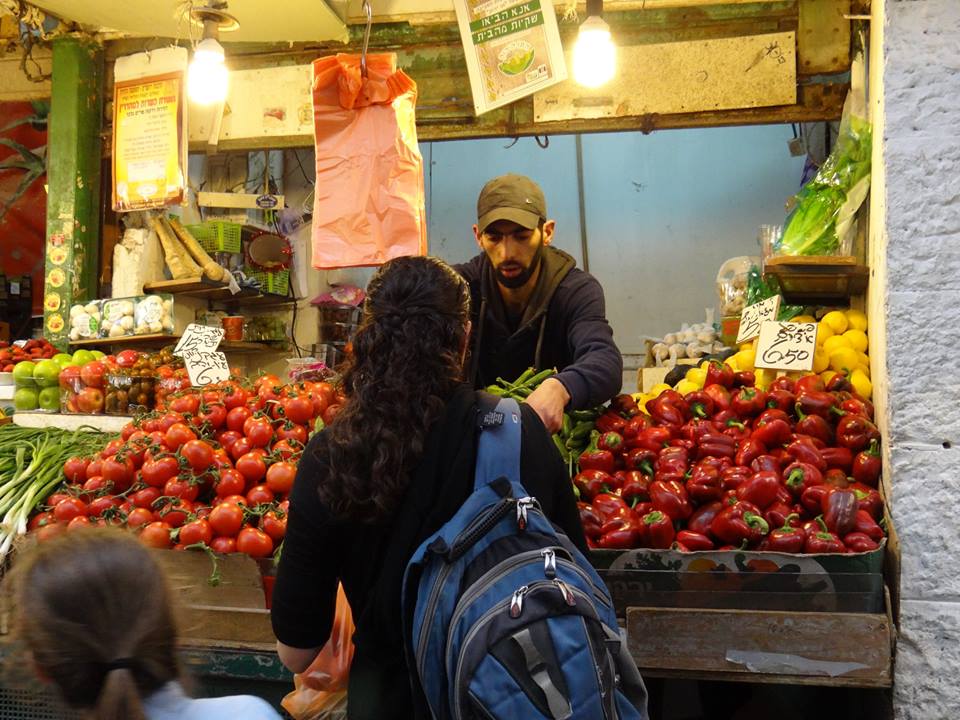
(310, 53, 427, 269)
(281, 583, 356, 720)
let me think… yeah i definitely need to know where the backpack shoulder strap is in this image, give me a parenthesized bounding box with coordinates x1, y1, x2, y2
(474, 392, 522, 492)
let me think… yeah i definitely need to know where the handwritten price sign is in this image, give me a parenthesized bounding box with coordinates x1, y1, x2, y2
(755, 321, 818, 371)
(174, 323, 224, 357)
(184, 350, 231, 387)
(737, 295, 781, 344)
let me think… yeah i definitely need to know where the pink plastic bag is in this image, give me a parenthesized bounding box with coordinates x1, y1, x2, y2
(311, 53, 427, 269)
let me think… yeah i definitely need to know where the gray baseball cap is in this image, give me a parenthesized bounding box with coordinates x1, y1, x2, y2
(477, 174, 546, 232)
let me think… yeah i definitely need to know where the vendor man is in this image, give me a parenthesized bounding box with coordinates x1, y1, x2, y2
(455, 173, 623, 433)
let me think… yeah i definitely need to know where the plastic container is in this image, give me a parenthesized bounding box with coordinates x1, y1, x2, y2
(247, 268, 290, 296)
(0, 372, 12, 386)
(318, 304, 360, 345)
(60, 375, 104, 415)
(68, 300, 102, 342)
(222, 316, 245, 342)
(185, 221, 242, 254)
(105, 370, 156, 415)
(715, 256, 759, 317)
(100, 294, 175, 338)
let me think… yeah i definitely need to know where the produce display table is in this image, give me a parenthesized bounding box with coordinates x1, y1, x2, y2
(12, 411, 131, 433)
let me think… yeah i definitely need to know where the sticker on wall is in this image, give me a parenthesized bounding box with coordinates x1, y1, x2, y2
(47, 268, 66, 288)
(44, 293, 61, 312)
(46, 313, 64, 334)
(48, 246, 68, 265)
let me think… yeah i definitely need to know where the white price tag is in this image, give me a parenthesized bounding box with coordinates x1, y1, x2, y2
(174, 323, 224, 357)
(755, 321, 818, 372)
(737, 295, 782, 344)
(184, 350, 231, 387)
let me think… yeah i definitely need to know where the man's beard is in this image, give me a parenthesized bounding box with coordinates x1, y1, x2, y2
(495, 241, 544, 289)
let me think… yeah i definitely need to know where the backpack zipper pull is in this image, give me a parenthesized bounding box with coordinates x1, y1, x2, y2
(509, 585, 529, 618)
(541, 548, 557, 579)
(516, 497, 535, 530)
(554, 579, 576, 606)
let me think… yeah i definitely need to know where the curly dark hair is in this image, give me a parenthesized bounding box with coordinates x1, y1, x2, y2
(317, 255, 471, 523)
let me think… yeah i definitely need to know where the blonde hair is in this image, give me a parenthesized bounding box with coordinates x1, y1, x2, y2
(12, 528, 180, 720)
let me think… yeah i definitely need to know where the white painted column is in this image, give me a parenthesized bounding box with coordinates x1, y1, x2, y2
(871, 1, 960, 717)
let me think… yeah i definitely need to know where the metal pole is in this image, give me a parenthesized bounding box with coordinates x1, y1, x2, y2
(575, 134, 590, 273)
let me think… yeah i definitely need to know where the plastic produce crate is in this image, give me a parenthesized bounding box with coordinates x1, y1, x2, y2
(185, 221, 243, 254)
(247, 268, 290, 296)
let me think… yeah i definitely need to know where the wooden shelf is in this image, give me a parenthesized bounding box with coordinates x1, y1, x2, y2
(764, 256, 869, 304)
(143, 277, 297, 308)
(69, 335, 287, 354)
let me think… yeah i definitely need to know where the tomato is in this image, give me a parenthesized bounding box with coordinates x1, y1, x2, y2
(141, 456, 180, 488)
(88, 496, 120, 518)
(210, 535, 237, 554)
(215, 430, 243, 453)
(221, 494, 249, 507)
(140, 521, 174, 549)
(67, 515, 93, 531)
(80, 475, 109, 499)
(244, 417, 274, 448)
(125, 507, 153, 529)
(255, 374, 282, 394)
(28, 510, 55, 531)
(271, 439, 303, 462)
(196, 403, 227, 431)
(180, 518, 214, 546)
(158, 412, 186, 433)
(201, 389, 223, 405)
(53, 497, 88, 523)
(140, 417, 160, 433)
(101, 456, 135, 494)
(322, 403, 342, 425)
(246, 484, 275, 506)
(85, 458, 102, 479)
(156, 498, 194, 528)
(169, 393, 201, 416)
(276, 422, 308, 446)
(237, 527, 274, 558)
(131, 486, 162, 509)
(181, 440, 215, 473)
(121, 422, 137, 440)
(227, 406, 252, 433)
(223, 383, 249, 410)
(215, 468, 247, 497)
(314, 382, 337, 409)
(282, 396, 314, 426)
(208, 502, 245, 537)
(46, 492, 73, 509)
(261, 511, 287, 542)
(235, 452, 267, 485)
(146, 431, 167, 448)
(194, 504, 212, 520)
(229, 435, 253, 462)
(266, 461, 296, 496)
(164, 478, 200, 503)
(101, 439, 124, 459)
(63, 456, 89, 484)
(36, 522, 66, 543)
(165, 423, 197, 450)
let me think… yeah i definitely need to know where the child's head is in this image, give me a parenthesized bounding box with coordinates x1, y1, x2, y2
(13, 528, 180, 718)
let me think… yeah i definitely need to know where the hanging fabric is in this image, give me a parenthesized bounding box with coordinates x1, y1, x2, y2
(310, 51, 427, 269)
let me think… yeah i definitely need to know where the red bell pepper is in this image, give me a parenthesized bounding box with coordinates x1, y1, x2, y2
(688, 501, 724, 535)
(794, 374, 825, 395)
(730, 387, 767, 418)
(751, 418, 792, 448)
(710, 501, 769, 546)
(595, 411, 627, 435)
(573, 470, 613, 500)
(577, 502, 602, 539)
(754, 408, 791, 426)
(849, 482, 883, 520)
(801, 484, 831, 516)
(624, 448, 657, 476)
(591, 492, 631, 521)
(597, 431, 625, 454)
(656, 445, 690, 474)
(764, 514, 805, 553)
(794, 411, 834, 444)
(629, 426, 673, 452)
(621, 415, 650, 440)
(823, 468, 850, 487)
(669, 438, 696, 451)
(765, 388, 797, 414)
(735, 470, 781, 509)
(702, 383, 732, 412)
(786, 439, 827, 472)
(805, 518, 846, 553)
(843, 532, 880, 553)
(795, 390, 840, 420)
(841, 397, 874, 420)
(596, 524, 640, 549)
(619, 471, 652, 508)
(764, 502, 799, 533)
(750, 454, 782, 474)
(705, 360, 734, 388)
(680, 418, 716, 443)
(633, 501, 653, 519)
(825, 373, 853, 393)
(821, 487, 859, 536)
(684, 391, 716, 419)
(733, 370, 755, 388)
(835, 415, 881, 452)
(639, 510, 675, 549)
(721, 465, 752, 491)
(675, 530, 715, 551)
(853, 509, 884, 541)
(821, 446, 854, 472)
(735, 438, 767, 467)
(686, 463, 723, 504)
(783, 461, 823, 498)
(696, 431, 737, 460)
(649, 479, 693, 521)
(579, 444, 616, 474)
(770, 376, 797, 392)
(609, 393, 641, 417)
(646, 392, 687, 427)
(851, 439, 881, 487)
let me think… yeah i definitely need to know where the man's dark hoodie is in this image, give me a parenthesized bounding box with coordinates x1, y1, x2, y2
(455, 246, 623, 410)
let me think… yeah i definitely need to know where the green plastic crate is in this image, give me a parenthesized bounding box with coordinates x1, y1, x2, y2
(184, 221, 242, 254)
(247, 268, 290, 296)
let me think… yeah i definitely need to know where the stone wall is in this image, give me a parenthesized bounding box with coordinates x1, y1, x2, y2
(875, 1, 960, 717)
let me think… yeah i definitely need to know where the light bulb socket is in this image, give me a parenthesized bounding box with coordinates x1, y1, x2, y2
(586, 0, 604, 17)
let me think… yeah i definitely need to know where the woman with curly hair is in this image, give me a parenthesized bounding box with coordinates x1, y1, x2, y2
(271, 255, 585, 720)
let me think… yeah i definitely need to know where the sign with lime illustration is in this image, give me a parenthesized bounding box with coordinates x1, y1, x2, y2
(454, 0, 566, 115)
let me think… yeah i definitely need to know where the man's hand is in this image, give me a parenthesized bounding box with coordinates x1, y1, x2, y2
(524, 377, 570, 434)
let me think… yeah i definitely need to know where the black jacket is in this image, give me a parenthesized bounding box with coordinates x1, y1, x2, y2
(455, 247, 623, 410)
(270, 385, 586, 720)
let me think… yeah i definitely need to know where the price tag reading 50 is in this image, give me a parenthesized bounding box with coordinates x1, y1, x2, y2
(755, 321, 818, 372)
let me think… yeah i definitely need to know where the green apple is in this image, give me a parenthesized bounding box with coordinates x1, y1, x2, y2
(72, 349, 95, 365)
(53, 353, 74, 367)
(33, 360, 61, 388)
(38, 386, 61, 411)
(90, 350, 106, 360)
(12, 361, 35, 383)
(14, 387, 38, 411)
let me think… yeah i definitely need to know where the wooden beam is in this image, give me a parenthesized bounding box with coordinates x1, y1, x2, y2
(798, 0, 852, 74)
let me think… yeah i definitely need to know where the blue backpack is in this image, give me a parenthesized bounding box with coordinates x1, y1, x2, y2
(402, 396, 649, 720)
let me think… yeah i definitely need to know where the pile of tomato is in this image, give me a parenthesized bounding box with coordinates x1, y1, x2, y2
(30, 374, 344, 561)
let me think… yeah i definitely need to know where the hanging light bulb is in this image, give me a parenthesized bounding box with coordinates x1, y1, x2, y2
(573, 0, 616, 88)
(188, 37, 228, 104)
